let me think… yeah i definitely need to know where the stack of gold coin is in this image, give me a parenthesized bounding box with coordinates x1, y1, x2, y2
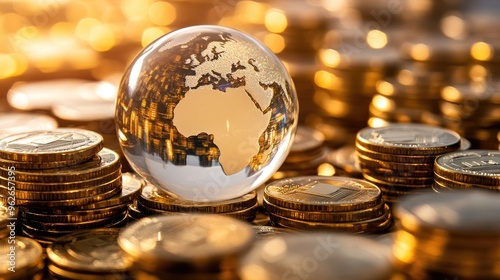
(0, 129, 132, 244)
(263, 176, 391, 233)
(239, 232, 394, 280)
(272, 126, 327, 179)
(393, 191, 500, 279)
(369, 65, 445, 126)
(356, 123, 462, 202)
(433, 150, 500, 192)
(326, 145, 363, 178)
(137, 184, 258, 222)
(440, 82, 500, 149)
(311, 38, 400, 148)
(0, 236, 44, 280)
(46, 228, 131, 280)
(119, 214, 254, 280)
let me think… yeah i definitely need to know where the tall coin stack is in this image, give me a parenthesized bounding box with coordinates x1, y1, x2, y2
(311, 36, 400, 148)
(272, 125, 328, 179)
(137, 184, 258, 222)
(263, 176, 391, 233)
(119, 214, 254, 280)
(46, 228, 131, 280)
(356, 123, 462, 203)
(440, 82, 500, 149)
(370, 65, 445, 127)
(393, 191, 500, 279)
(434, 150, 500, 192)
(0, 129, 133, 244)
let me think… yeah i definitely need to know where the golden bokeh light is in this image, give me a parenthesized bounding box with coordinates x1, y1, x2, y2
(471, 41, 493, 61)
(148, 1, 176, 26)
(265, 9, 287, 33)
(366, 30, 388, 49)
(410, 43, 431, 61)
(263, 33, 285, 53)
(142, 27, 168, 47)
(319, 49, 341, 68)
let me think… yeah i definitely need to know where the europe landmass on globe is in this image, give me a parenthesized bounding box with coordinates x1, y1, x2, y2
(116, 30, 296, 176)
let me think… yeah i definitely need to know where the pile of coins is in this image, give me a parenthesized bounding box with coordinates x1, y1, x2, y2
(440, 82, 500, 149)
(0, 236, 44, 280)
(356, 123, 462, 202)
(239, 232, 394, 280)
(434, 150, 500, 192)
(369, 65, 445, 126)
(263, 176, 391, 233)
(119, 214, 254, 280)
(0, 129, 141, 244)
(272, 126, 327, 179)
(393, 191, 500, 279)
(310, 37, 400, 148)
(136, 184, 258, 222)
(46, 228, 131, 280)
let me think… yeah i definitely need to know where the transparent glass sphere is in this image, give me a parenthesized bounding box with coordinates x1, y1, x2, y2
(116, 25, 298, 202)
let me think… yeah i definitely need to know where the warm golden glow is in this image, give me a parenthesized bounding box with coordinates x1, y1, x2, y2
(469, 64, 488, 81)
(471, 42, 493, 61)
(372, 95, 395, 111)
(265, 9, 287, 33)
(314, 70, 338, 89)
(441, 86, 461, 102)
(397, 69, 415, 86)
(49, 22, 75, 41)
(441, 14, 467, 40)
(410, 43, 431, 61)
(317, 163, 335, 176)
(142, 27, 167, 47)
(235, 1, 268, 24)
(319, 49, 341, 68)
(376, 80, 394, 96)
(89, 24, 116, 52)
(368, 117, 389, 128)
(263, 33, 285, 53)
(121, 0, 149, 22)
(148, 1, 176, 26)
(75, 17, 100, 41)
(367, 30, 388, 49)
(0, 54, 17, 79)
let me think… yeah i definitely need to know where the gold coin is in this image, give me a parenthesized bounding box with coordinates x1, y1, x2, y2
(3, 169, 121, 191)
(264, 176, 382, 212)
(47, 228, 131, 273)
(118, 214, 254, 273)
(357, 153, 434, 172)
(356, 143, 436, 164)
(434, 150, 500, 185)
(434, 172, 500, 191)
(22, 203, 129, 223)
(0, 236, 43, 277)
(239, 232, 393, 280)
(15, 186, 121, 207)
(263, 197, 386, 223)
(268, 204, 392, 233)
(356, 124, 461, 155)
(139, 185, 257, 213)
(0, 128, 103, 163)
(0, 148, 121, 183)
(252, 226, 296, 239)
(395, 190, 500, 236)
(362, 173, 433, 190)
(24, 213, 127, 231)
(47, 264, 130, 280)
(76, 173, 143, 210)
(1, 175, 121, 200)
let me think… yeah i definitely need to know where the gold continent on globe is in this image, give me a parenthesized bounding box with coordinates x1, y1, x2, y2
(115, 25, 298, 201)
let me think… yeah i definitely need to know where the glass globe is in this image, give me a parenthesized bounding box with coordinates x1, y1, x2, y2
(116, 25, 298, 201)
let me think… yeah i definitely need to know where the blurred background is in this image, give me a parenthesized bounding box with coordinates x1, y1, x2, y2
(1, 0, 500, 173)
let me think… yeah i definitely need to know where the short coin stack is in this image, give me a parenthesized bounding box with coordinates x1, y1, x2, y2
(239, 232, 394, 280)
(119, 214, 254, 280)
(393, 191, 500, 279)
(0, 236, 44, 280)
(434, 150, 500, 192)
(47, 228, 131, 280)
(137, 184, 258, 222)
(272, 125, 327, 179)
(0, 129, 135, 244)
(263, 176, 391, 233)
(356, 123, 462, 203)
